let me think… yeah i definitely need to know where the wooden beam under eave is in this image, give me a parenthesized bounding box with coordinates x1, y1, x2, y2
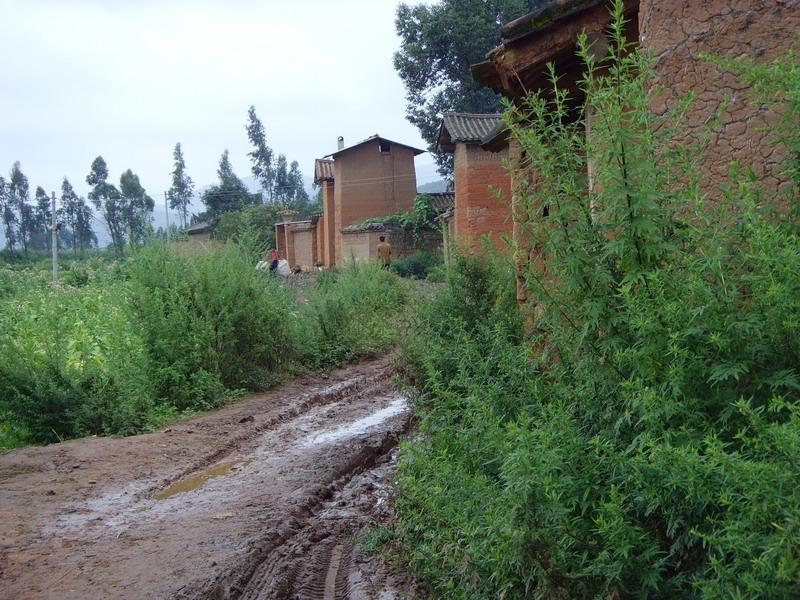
(474, 0, 639, 100)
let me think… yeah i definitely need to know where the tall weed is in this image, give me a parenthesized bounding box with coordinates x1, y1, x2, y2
(397, 4, 800, 597)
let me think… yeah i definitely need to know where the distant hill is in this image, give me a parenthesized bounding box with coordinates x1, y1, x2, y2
(417, 180, 448, 193)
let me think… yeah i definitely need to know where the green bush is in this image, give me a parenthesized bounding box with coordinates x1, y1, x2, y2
(391, 250, 443, 279)
(397, 6, 800, 598)
(303, 261, 409, 367)
(0, 284, 153, 443)
(0, 244, 412, 450)
(126, 243, 298, 409)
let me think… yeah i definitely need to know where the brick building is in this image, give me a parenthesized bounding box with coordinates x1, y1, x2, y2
(326, 135, 424, 265)
(279, 135, 425, 270)
(437, 113, 513, 252)
(470, 0, 800, 311)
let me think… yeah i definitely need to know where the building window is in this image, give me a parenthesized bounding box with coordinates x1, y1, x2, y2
(379, 139, 391, 153)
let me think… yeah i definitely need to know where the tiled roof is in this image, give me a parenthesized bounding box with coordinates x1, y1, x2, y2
(185, 219, 214, 234)
(341, 222, 386, 233)
(426, 191, 455, 213)
(326, 135, 426, 159)
(437, 113, 503, 152)
(314, 159, 334, 184)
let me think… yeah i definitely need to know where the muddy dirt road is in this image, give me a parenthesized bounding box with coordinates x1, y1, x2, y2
(0, 357, 416, 599)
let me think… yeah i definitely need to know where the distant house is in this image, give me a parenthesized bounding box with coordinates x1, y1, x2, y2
(275, 213, 320, 272)
(324, 134, 425, 265)
(185, 220, 215, 244)
(437, 113, 512, 252)
(278, 134, 426, 271)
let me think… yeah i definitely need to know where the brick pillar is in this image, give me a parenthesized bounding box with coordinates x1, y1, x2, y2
(322, 181, 336, 266)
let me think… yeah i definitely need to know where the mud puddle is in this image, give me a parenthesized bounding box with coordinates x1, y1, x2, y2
(154, 459, 252, 501)
(0, 356, 416, 599)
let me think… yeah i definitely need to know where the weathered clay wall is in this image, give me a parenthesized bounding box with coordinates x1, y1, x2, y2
(640, 0, 800, 197)
(275, 224, 288, 261)
(453, 142, 513, 252)
(292, 228, 314, 269)
(314, 217, 324, 266)
(333, 142, 417, 263)
(340, 224, 442, 265)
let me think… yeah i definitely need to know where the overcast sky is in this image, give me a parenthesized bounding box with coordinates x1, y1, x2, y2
(0, 0, 436, 221)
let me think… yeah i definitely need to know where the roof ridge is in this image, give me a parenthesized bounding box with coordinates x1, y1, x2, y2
(443, 111, 504, 118)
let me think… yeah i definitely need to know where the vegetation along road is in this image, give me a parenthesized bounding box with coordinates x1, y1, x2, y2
(0, 356, 417, 599)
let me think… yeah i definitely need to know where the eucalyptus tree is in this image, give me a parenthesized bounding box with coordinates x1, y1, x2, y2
(167, 143, 194, 229)
(8, 162, 31, 256)
(119, 169, 154, 246)
(0, 176, 17, 256)
(87, 156, 125, 255)
(246, 105, 274, 201)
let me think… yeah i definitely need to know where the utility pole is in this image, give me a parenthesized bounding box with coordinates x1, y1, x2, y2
(164, 191, 170, 244)
(51, 191, 58, 282)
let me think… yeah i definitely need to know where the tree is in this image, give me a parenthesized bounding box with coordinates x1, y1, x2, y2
(59, 177, 96, 255)
(8, 162, 31, 257)
(393, 0, 539, 176)
(167, 143, 194, 229)
(201, 150, 255, 218)
(74, 196, 97, 253)
(59, 177, 79, 255)
(0, 176, 17, 256)
(119, 169, 154, 247)
(246, 105, 275, 201)
(33, 186, 52, 251)
(87, 155, 125, 256)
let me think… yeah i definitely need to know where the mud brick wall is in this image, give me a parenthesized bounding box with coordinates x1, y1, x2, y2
(382, 223, 443, 259)
(292, 228, 313, 270)
(453, 143, 513, 251)
(640, 0, 800, 198)
(340, 224, 442, 264)
(333, 143, 418, 264)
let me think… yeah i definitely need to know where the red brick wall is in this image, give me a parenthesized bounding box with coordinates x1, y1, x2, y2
(640, 0, 800, 198)
(453, 142, 513, 252)
(333, 142, 417, 264)
(322, 181, 335, 266)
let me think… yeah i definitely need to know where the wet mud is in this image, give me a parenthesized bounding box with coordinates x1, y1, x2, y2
(0, 356, 416, 599)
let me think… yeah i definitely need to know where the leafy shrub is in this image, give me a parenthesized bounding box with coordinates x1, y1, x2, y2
(303, 261, 409, 367)
(0, 284, 153, 443)
(391, 250, 442, 279)
(214, 203, 285, 250)
(397, 7, 800, 598)
(126, 243, 298, 409)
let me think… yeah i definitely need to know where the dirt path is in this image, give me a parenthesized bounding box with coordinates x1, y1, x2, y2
(0, 356, 416, 599)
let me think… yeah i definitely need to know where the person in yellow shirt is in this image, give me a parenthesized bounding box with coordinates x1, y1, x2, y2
(376, 235, 392, 269)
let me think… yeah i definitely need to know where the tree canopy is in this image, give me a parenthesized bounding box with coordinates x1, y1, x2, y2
(246, 106, 275, 201)
(201, 150, 256, 218)
(393, 0, 541, 176)
(167, 143, 194, 229)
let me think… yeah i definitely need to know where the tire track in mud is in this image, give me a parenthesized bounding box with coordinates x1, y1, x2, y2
(0, 357, 416, 600)
(179, 423, 409, 599)
(148, 362, 395, 501)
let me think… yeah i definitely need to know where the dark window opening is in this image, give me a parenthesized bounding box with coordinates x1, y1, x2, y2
(379, 139, 391, 153)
